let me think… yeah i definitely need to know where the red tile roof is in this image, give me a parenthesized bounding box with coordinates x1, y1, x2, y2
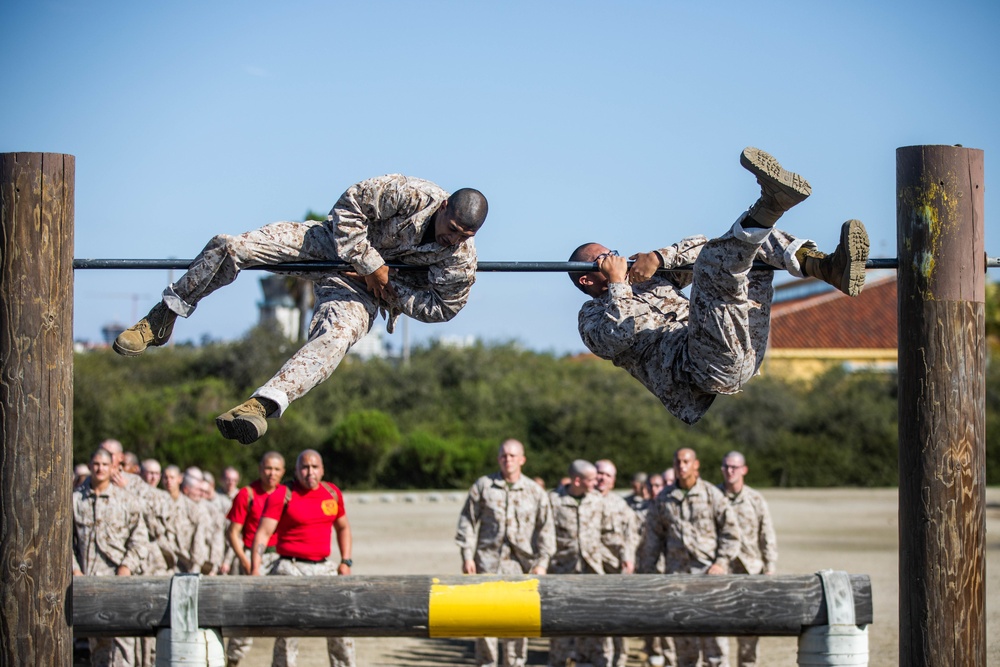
(769, 276, 897, 349)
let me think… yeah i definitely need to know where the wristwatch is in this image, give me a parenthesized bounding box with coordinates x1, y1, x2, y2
(340, 558, 353, 567)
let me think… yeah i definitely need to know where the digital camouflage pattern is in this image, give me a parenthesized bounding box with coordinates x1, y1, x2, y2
(72, 480, 149, 576)
(599, 491, 639, 573)
(160, 174, 478, 416)
(578, 220, 812, 425)
(639, 477, 741, 667)
(547, 488, 619, 667)
(720, 484, 778, 576)
(721, 483, 779, 667)
(456, 473, 555, 573)
(456, 473, 555, 667)
(638, 477, 741, 575)
(73, 480, 150, 667)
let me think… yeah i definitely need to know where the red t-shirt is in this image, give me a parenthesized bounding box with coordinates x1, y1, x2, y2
(261, 481, 346, 561)
(226, 481, 280, 548)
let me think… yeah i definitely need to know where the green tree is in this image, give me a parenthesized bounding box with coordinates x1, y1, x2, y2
(321, 410, 401, 487)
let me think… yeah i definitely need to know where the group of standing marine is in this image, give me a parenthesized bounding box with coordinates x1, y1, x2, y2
(72, 442, 356, 667)
(91, 146, 868, 666)
(456, 439, 777, 667)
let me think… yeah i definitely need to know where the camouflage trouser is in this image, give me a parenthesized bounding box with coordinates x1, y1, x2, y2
(475, 554, 529, 667)
(161, 222, 379, 416)
(685, 217, 810, 397)
(268, 557, 356, 667)
(225, 550, 281, 664)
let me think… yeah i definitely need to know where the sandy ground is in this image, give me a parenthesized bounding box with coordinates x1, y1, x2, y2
(230, 487, 1000, 667)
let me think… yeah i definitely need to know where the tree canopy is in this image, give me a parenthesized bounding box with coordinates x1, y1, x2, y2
(74, 326, 1000, 490)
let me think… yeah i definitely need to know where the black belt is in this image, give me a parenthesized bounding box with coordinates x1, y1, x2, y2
(280, 555, 326, 564)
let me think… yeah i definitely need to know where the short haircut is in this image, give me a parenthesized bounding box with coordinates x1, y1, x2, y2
(568, 459, 596, 478)
(449, 188, 489, 231)
(498, 439, 525, 457)
(90, 448, 113, 463)
(568, 242, 600, 293)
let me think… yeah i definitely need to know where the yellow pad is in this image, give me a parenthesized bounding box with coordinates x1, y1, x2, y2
(428, 578, 541, 638)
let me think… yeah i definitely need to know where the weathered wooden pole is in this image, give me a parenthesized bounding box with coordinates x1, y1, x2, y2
(0, 152, 75, 666)
(896, 145, 985, 666)
(71, 573, 873, 637)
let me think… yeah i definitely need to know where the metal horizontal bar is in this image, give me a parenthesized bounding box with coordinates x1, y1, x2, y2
(73, 257, 1000, 273)
(69, 257, 1000, 272)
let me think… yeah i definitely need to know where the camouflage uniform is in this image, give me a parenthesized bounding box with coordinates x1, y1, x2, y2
(72, 479, 150, 667)
(455, 473, 556, 667)
(578, 220, 814, 425)
(140, 487, 177, 574)
(199, 496, 228, 574)
(547, 488, 619, 667)
(110, 471, 165, 667)
(167, 493, 211, 574)
(599, 492, 638, 667)
(720, 484, 778, 667)
(639, 479, 741, 667)
(159, 174, 477, 415)
(267, 558, 355, 667)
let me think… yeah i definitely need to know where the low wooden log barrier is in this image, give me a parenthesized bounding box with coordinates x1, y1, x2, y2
(72, 574, 871, 638)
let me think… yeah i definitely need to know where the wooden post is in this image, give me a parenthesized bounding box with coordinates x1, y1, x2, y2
(0, 152, 75, 666)
(896, 145, 985, 666)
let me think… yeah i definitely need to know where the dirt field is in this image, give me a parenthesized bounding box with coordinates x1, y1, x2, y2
(232, 487, 1000, 666)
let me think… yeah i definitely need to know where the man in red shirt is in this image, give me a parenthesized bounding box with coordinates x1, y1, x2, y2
(223, 451, 286, 667)
(251, 450, 354, 667)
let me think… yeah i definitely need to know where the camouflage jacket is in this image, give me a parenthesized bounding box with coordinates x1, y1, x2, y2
(577, 236, 714, 425)
(638, 477, 740, 574)
(599, 492, 639, 572)
(720, 484, 778, 574)
(548, 488, 613, 575)
(72, 480, 149, 575)
(456, 473, 555, 573)
(325, 174, 478, 329)
(142, 486, 178, 573)
(167, 493, 212, 574)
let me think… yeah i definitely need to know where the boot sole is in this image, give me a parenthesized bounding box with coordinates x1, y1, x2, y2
(216, 413, 267, 445)
(112, 340, 144, 357)
(740, 147, 812, 200)
(840, 219, 870, 297)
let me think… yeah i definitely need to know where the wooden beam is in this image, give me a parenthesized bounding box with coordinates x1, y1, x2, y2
(72, 574, 872, 638)
(896, 144, 986, 666)
(0, 153, 75, 666)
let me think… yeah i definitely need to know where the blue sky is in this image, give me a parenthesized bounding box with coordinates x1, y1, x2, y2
(3, 1, 997, 354)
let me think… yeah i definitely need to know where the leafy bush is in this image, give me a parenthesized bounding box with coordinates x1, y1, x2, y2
(72, 326, 1000, 489)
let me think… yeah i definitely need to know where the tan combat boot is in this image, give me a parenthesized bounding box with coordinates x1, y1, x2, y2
(740, 147, 813, 227)
(216, 397, 277, 445)
(113, 302, 177, 357)
(796, 219, 870, 297)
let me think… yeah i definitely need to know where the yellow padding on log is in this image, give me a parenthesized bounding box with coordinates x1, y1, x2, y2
(428, 578, 541, 638)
